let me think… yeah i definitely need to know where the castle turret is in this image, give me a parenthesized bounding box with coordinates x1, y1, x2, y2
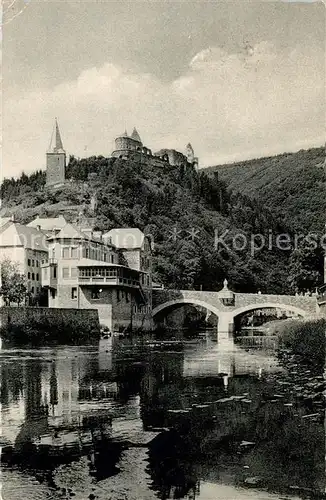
(112, 128, 143, 158)
(186, 143, 194, 163)
(186, 143, 199, 168)
(131, 127, 142, 144)
(46, 119, 66, 187)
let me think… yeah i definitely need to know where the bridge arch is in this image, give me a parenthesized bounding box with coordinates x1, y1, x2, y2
(152, 298, 221, 320)
(231, 302, 309, 320)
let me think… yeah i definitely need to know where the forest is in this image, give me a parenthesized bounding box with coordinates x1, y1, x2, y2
(1, 150, 324, 294)
(207, 146, 325, 233)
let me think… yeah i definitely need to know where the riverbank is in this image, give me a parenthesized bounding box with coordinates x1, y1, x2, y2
(0, 306, 100, 345)
(274, 318, 325, 367)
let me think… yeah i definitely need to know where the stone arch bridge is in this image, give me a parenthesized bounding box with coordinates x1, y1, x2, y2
(152, 289, 319, 339)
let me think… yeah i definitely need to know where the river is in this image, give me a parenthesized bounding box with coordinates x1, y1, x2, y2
(1, 335, 324, 500)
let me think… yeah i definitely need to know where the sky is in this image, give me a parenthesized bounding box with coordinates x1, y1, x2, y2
(2, 0, 325, 177)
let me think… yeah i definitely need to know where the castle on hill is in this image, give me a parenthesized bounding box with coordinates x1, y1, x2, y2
(46, 120, 198, 187)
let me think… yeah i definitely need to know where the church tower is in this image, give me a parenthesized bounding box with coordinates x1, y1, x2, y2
(46, 119, 66, 187)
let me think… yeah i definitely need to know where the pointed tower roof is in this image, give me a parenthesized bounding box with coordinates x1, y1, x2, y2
(48, 119, 65, 153)
(186, 143, 194, 151)
(131, 127, 142, 143)
(117, 130, 129, 139)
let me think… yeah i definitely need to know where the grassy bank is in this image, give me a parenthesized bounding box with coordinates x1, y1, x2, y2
(277, 318, 326, 367)
(0, 306, 100, 346)
(0, 317, 100, 346)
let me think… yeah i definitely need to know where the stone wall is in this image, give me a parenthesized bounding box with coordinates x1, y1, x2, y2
(0, 306, 99, 328)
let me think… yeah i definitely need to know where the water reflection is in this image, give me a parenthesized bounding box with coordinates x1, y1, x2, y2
(1, 338, 324, 499)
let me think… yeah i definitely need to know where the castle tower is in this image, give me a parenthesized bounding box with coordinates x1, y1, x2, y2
(186, 143, 199, 168)
(186, 143, 195, 163)
(112, 128, 143, 158)
(46, 119, 66, 187)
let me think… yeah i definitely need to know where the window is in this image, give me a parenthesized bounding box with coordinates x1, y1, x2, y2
(28, 272, 31, 279)
(32, 259, 35, 267)
(36, 260, 39, 267)
(71, 287, 77, 299)
(71, 247, 79, 259)
(31, 286, 34, 294)
(62, 267, 70, 279)
(32, 273, 35, 280)
(85, 248, 89, 258)
(62, 247, 70, 258)
(36, 273, 39, 281)
(110, 255, 114, 263)
(53, 267, 57, 279)
(117, 290, 121, 302)
(28, 259, 31, 266)
(71, 267, 78, 278)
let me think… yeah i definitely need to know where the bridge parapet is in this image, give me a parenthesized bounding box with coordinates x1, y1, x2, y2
(233, 293, 318, 316)
(152, 289, 318, 318)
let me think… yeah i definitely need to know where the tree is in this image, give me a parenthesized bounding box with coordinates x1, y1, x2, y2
(0, 259, 28, 306)
(287, 246, 324, 293)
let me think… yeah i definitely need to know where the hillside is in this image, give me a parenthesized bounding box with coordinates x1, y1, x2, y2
(206, 147, 325, 233)
(0, 154, 323, 293)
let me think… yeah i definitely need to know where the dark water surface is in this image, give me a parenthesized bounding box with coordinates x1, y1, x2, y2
(1, 336, 324, 500)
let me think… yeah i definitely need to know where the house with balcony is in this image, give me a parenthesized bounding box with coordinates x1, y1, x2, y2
(41, 222, 152, 331)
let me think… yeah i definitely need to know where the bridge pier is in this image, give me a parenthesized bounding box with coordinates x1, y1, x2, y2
(217, 312, 234, 341)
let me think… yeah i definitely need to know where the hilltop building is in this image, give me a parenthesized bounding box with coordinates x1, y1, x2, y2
(111, 127, 143, 158)
(45, 120, 198, 187)
(46, 119, 66, 188)
(111, 128, 198, 168)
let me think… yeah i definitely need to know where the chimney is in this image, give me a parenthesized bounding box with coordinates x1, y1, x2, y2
(36, 225, 41, 231)
(10, 214, 15, 222)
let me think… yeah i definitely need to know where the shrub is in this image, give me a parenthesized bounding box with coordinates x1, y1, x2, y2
(279, 318, 326, 366)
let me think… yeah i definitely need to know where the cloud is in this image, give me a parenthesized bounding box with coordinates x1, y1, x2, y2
(3, 40, 324, 177)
